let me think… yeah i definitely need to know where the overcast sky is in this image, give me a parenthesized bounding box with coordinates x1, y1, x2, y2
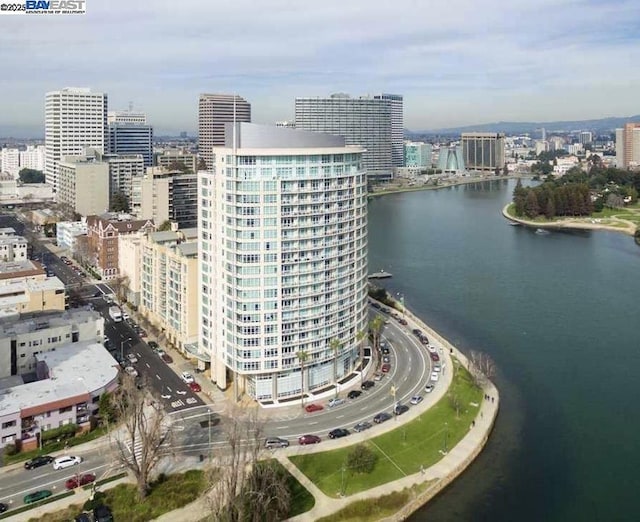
(1, 0, 639, 135)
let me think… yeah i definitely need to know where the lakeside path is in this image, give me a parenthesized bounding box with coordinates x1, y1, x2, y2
(280, 307, 500, 522)
(502, 204, 637, 236)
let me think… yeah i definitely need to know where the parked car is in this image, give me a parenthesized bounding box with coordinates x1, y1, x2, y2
(412, 328, 422, 336)
(126, 353, 138, 364)
(328, 397, 345, 408)
(0, 503, 7, 513)
(433, 364, 441, 373)
(430, 352, 440, 362)
(65, 473, 96, 490)
(23, 490, 52, 504)
(353, 421, 373, 432)
(93, 504, 114, 522)
(264, 437, 290, 449)
(381, 363, 391, 373)
(298, 434, 321, 445)
(74, 514, 92, 522)
(399, 318, 408, 326)
(124, 366, 138, 377)
(305, 403, 324, 413)
(188, 381, 202, 392)
(393, 403, 409, 416)
(159, 351, 173, 364)
(373, 412, 392, 424)
(328, 428, 350, 439)
(373, 372, 384, 381)
(425, 384, 435, 393)
(138, 328, 148, 338)
(382, 355, 391, 363)
(430, 371, 440, 382)
(347, 390, 362, 399)
(381, 347, 390, 355)
(148, 341, 159, 351)
(410, 395, 423, 405)
(24, 455, 54, 470)
(53, 455, 82, 470)
(181, 371, 195, 384)
(361, 380, 375, 390)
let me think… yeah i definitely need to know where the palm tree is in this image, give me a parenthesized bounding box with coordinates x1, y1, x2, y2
(296, 350, 309, 409)
(356, 329, 367, 385)
(329, 338, 341, 397)
(369, 316, 384, 367)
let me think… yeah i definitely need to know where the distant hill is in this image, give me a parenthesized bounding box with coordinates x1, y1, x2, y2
(413, 115, 640, 136)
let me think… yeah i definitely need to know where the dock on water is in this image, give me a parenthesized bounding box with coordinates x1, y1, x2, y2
(368, 270, 393, 279)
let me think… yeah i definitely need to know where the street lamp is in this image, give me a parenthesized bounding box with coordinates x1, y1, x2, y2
(207, 408, 212, 461)
(120, 337, 132, 360)
(397, 293, 405, 319)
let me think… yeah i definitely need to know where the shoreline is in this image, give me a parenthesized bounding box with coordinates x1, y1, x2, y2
(502, 204, 637, 237)
(283, 304, 500, 522)
(369, 174, 528, 198)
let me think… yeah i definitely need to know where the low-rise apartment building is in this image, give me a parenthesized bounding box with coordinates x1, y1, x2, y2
(0, 342, 119, 451)
(0, 236, 28, 262)
(56, 220, 88, 252)
(0, 308, 104, 379)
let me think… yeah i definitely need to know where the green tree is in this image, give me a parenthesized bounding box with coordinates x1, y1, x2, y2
(158, 220, 173, 231)
(513, 178, 526, 216)
(544, 196, 556, 219)
(524, 190, 540, 218)
(110, 191, 130, 212)
(18, 168, 45, 183)
(197, 158, 207, 171)
(346, 444, 378, 474)
(167, 160, 192, 173)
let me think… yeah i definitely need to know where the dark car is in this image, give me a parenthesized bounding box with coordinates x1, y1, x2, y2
(399, 318, 408, 326)
(361, 380, 375, 390)
(161, 353, 173, 364)
(347, 390, 362, 399)
(393, 403, 409, 416)
(265, 437, 290, 449)
(75, 514, 92, 522)
(430, 352, 440, 362)
(93, 504, 114, 522)
(24, 455, 54, 470)
(298, 434, 321, 445)
(381, 347, 390, 355)
(412, 328, 422, 336)
(371, 302, 381, 309)
(0, 503, 8, 513)
(373, 412, 392, 424)
(148, 341, 159, 351)
(353, 421, 373, 432)
(24, 490, 52, 504)
(328, 428, 350, 439)
(381, 363, 391, 373)
(65, 473, 96, 490)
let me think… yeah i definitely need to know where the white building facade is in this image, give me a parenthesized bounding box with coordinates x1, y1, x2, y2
(0, 148, 20, 178)
(199, 123, 369, 402)
(56, 220, 88, 251)
(20, 145, 46, 173)
(45, 87, 108, 192)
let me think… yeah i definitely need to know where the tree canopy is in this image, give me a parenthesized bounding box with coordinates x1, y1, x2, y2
(110, 191, 130, 212)
(19, 168, 45, 183)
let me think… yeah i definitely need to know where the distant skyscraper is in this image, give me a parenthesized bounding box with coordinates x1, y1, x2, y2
(198, 94, 251, 169)
(374, 94, 404, 167)
(295, 93, 394, 180)
(579, 131, 593, 145)
(461, 132, 505, 172)
(108, 111, 153, 167)
(404, 142, 432, 168)
(199, 123, 368, 399)
(615, 123, 640, 168)
(438, 146, 465, 173)
(45, 87, 108, 192)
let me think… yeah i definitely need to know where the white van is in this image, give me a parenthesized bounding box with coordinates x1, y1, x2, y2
(53, 455, 82, 470)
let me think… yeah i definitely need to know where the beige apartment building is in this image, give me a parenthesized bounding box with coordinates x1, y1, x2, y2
(58, 154, 110, 217)
(118, 232, 143, 306)
(0, 261, 66, 319)
(139, 229, 198, 353)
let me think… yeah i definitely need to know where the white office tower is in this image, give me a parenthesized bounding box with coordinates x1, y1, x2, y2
(199, 123, 369, 401)
(45, 87, 108, 192)
(374, 94, 404, 167)
(20, 145, 46, 173)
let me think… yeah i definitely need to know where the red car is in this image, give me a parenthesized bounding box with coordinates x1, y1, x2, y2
(298, 434, 321, 445)
(430, 352, 440, 362)
(381, 363, 391, 373)
(305, 403, 324, 413)
(65, 473, 96, 490)
(189, 381, 201, 392)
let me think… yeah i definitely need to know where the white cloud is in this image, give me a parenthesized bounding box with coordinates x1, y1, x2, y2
(0, 0, 639, 133)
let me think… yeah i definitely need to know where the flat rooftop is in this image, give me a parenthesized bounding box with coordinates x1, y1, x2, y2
(0, 341, 119, 417)
(0, 307, 102, 336)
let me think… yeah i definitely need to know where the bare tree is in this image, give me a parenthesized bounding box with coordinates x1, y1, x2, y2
(109, 375, 171, 499)
(468, 350, 497, 387)
(205, 406, 290, 522)
(110, 274, 131, 304)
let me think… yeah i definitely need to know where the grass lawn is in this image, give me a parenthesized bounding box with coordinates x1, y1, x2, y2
(27, 470, 205, 522)
(289, 363, 482, 498)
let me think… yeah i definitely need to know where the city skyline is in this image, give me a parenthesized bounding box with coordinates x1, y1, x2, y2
(1, 0, 640, 136)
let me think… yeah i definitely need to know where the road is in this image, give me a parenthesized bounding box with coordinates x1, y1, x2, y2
(0, 212, 441, 510)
